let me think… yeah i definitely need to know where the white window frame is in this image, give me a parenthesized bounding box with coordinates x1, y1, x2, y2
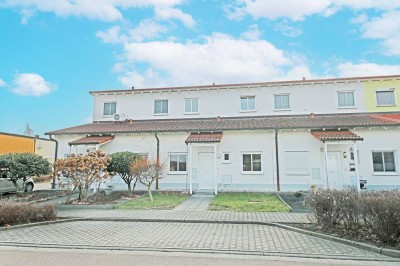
(241, 152, 263, 174)
(103, 102, 117, 116)
(169, 153, 187, 174)
(376, 89, 396, 107)
(222, 152, 231, 164)
(337, 91, 356, 108)
(274, 94, 291, 111)
(372, 151, 398, 175)
(184, 98, 199, 114)
(154, 99, 169, 115)
(240, 96, 256, 112)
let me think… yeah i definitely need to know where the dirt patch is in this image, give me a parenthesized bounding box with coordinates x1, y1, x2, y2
(292, 223, 400, 251)
(277, 192, 309, 213)
(0, 190, 70, 203)
(67, 190, 146, 205)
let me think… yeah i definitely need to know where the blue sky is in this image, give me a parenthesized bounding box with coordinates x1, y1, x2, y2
(0, 0, 400, 136)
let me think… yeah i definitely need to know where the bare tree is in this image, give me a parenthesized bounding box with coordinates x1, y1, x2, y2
(130, 158, 163, 202)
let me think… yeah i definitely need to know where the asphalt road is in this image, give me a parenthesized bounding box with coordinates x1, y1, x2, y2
(1, 247, 397, 266)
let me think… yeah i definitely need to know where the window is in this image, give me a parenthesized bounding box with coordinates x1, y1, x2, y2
(337, 91, 355, 107)
(223, 153, 230, 163)
(242, 153, 262, 172)
(285, 151, 309, 175)
(274, 94, 290, 110)
(372, 151, 396, 172)
(185, 98, 199, 113)
(154, 100, 168, 114)
(103, 102, 116, 116)
(376, 91, 395, 106)
(170, 154, 187, 172)
(240, 96, 255, 111)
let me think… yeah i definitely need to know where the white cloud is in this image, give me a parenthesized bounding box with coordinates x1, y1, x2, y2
(2, 0, 194, 26)
(274, 19, 302, 37)
(117, 33, 313, 88)
(226, 0, 400, 21)
(0, 78, 6, 87)
(355, 11, 400, 56)
(336, 62, 400, 77)
(11, 73, 56, 96)
(241, 24, 261, 41)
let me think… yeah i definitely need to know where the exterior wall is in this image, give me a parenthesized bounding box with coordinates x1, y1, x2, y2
(0, 134, 34, 154)
(364, 80, 400, 112)
(92, 81, 367, 122)
(35, 138, 56, 163)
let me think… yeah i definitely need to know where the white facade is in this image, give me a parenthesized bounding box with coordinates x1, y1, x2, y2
(50, 76, 400, 192)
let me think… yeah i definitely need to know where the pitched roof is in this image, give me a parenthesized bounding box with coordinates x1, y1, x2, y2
(185, 132, 223, 143)
(46, 113, 400, 135)
(89, 75, 400, 94)
(311, 130, 363, 141)
(68, 136, 114, 145)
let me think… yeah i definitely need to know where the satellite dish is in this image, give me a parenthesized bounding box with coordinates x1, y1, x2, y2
(113, 114, 120, 120)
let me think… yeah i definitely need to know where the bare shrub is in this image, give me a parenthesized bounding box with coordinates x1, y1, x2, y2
(0, 201, 56, 226)
(361, 191, 400, 245)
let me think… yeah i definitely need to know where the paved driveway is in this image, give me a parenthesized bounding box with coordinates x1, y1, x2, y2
(0, 220, 393, 261)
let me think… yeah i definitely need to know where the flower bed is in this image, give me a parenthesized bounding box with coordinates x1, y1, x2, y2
(0, 201, 56, 227)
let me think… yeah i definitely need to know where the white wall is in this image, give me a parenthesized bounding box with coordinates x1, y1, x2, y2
(92, 82, 366, 122)
(35, 139, 56, 163)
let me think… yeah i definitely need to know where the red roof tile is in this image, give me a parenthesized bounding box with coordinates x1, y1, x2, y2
(47, 113, 400, 135)
(371, 114, 400, 123)
(185, 132, 223, 143)
(68, 136, 114, 145)
(311, 130, 363, 141)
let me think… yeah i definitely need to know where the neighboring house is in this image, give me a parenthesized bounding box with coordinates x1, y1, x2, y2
(46, 75, 400, 192)
(0, 132, 56, 163)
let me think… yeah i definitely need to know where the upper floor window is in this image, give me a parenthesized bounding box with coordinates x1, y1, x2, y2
(103, 102, 116, 116)
(154, 100, 168, 115)
(240, 96, 255, 111)
(337, 91, 355, 108)
(376, 90, 395, 106)
(372, 151, 396, 172)
(185, 98, 199, 113)
(274, 94, 290, 110)
(170, 154, 187, 173)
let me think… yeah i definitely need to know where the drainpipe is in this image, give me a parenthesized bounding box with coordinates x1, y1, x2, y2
(275, 129, 281, 192)
(49, 135, 59, 189)
(155, 132, 160, 190)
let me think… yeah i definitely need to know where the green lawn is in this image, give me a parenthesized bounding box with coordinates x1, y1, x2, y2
(209, 192, 291, 212)
(114, 192, 189, 210)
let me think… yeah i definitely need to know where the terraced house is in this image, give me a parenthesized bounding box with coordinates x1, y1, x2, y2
(46, 75, 400, 193)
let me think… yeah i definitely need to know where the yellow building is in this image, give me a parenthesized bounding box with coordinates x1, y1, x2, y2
(364, 79, 400, 112)
(0, 132, 56, 163)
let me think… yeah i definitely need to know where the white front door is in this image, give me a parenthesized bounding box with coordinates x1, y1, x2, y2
(199, 153, 214, 190)
(327, 152, 342, 189)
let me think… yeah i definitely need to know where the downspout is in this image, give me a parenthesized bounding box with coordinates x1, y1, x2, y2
(155, 132, 160, 190)
(275, 129, 281, 192)
(49, 135, 59, 189)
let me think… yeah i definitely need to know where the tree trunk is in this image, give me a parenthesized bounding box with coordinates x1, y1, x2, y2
(132, 178, 138, 193)
(147, 186, 153, 202)
(127, 181, 131, 191)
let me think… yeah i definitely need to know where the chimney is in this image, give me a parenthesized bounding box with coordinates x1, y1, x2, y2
(212, 82, 215, 86)
(217, 116, 221, 122)
(129, 119, 133, 124)
(302, 77, 306, 81)
(132, 86, 135, 90)
(310, 113, 315, 118)
(35, 135, 39, 138)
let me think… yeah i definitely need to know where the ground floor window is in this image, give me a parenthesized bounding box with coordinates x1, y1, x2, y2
(170, 154, 187, 173)
(372, 151, 396, 172)
(242, 153, 262, 172)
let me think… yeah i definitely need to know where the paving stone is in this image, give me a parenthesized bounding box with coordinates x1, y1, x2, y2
(0, 221, 389, 259)
(174, 195, 214, 211)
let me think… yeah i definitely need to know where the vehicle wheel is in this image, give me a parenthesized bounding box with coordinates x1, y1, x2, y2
(25, 183, 34, 192)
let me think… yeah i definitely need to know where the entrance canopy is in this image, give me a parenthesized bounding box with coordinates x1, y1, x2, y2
(311, 130, 363, 142)
(185, 132, 223, 144)
(68, 135, 114, 146)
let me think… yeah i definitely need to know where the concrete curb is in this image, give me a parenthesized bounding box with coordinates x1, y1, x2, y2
(2, 216, 400, 259)
(275, 193, 293, 212)
(56, 204, 114, 210)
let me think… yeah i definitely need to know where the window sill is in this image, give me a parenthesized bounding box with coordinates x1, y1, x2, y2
(154, 113, 169, 116)
(273, 109, 291, 112)
(372, 172, 399, 176)
(240, 110, 256, 113)
(222, 161, 231, 164)
(102, 115, 114, 118)
(168, 171, 187, 175)
(184, 112, 200, 115)
(241, 171, 263, 175)
(337, 106, 356, 109)
(376, 105, 396, 107)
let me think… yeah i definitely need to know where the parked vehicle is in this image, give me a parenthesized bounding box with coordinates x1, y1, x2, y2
(0, 168, 34, 194)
